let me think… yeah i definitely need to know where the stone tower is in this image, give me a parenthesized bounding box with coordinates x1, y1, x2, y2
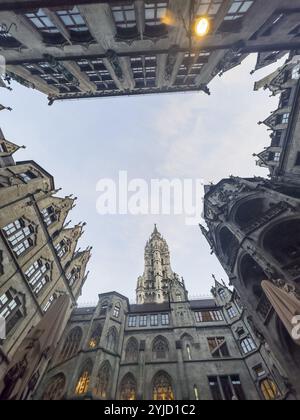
(136, 225, 186, 305)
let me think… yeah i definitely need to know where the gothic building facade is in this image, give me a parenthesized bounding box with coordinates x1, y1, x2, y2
(35, 226, 291, 400)
(201, 52, 300, 399)
(0, 0, 299, 104)
(0, 128, 91, 398)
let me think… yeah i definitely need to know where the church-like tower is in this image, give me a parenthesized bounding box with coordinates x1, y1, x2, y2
(136, 225, 185, 305)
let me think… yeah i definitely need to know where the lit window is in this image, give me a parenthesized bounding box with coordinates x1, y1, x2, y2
(152, 372, 174, 400)
(25, 9, 59, 33)
(128, 316, 137, 327)
(240, 337, 256, 354)
(41, 206, 58, 226)
(260, 378, 281, 400)
(57, 7, 89, 32)
(112, 4, 136, 28)
(120, 373, 137, 400)
(25, 259, 51, 296)
(227, 306, 238, 319)
(224, 0, 254, 20)
(75, 370, 90, 395)
(145, 2, 168, 26)
(3, 219, 35, 257)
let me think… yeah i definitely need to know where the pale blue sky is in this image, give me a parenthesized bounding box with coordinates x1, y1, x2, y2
(0, 55, 282, 304)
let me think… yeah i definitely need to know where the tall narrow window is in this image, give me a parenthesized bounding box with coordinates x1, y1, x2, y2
(161, 313, 170, 325)
(150, 314, 158, 326)
(43, 294, 56, 313)
(60, 327, 82, 361)
(139, 315, 147, 327)
(0, 289, 24, 333)
(125, 337, 139, 363)
(218, 289, 226, 300)
(152, 371, 174, 400)
(208, 337, 230, 358)
(42, 374, 66, 400)
(75, 360, 92, 395)
(152, 336, 169, 360)
(208, 377, 222, 400)
(3, 219, 35, 257)
(227, 306, 238, 319)
(186, 344, 192, 360)
(89, 324, 102, 349)
(120, 373, 137, 400)
(113, 303, 121, 318)
(106, 327, 118, 352)
(240, 337, 256, 354)
(66, 267, 80, 287)
(54, 240, 68, 259)
(194, 385, 199, 400)
(100, 300, 108, 316)
(95, 361, 111, 399)
(25, 259, 51, 296)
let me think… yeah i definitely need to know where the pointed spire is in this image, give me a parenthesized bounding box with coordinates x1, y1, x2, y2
(153, 223, 158, 234)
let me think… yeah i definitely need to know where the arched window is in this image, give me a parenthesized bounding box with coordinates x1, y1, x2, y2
(60, 327, 82, 361)
(186, 344, 192, 360)
(260, 378, 281, 400)
(152, 336, 169, 360)
(75, 360, 92, 395)
(120, 373, 137, 400)
(95, 361, 111, 399)
(125, 337, 139, 363)
(106, 327, 118, 352)
(42, 373, 66, 400)
(152, 371, 174, 400)
(113, 303, 121, 318)
(89, 324, 102, 349)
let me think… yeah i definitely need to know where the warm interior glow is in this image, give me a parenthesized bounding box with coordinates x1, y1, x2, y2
(195, 17, 210, 37)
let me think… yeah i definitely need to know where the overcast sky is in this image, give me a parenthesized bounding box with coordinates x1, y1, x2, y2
(0, 54, 283, 305)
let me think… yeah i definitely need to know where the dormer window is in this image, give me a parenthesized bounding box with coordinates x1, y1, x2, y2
(57, 7, 87, 32)
(3, 218, 35, 257)
(25, 9, 59, 33)
(55, 240, 68, 259)
(111, 4, 138, 40)
(66, 266, 80, 287)
(112, 4, 136, 29)
(19, 170, 38, 183)
(42, 206, 58, 226)
(145, 2, 168, 26)
(0, 31, 22, 49)
(224, 0, 254, 21)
